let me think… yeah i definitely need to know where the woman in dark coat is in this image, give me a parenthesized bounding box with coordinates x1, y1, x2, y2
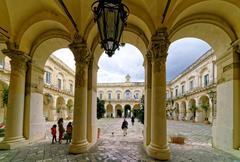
(57, 118, 65, 144)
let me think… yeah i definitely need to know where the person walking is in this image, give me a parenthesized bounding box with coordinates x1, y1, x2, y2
(66, 122, 72, 144)
(51, 124, 57, 144)
(121, 119, 128, 136)
(131, 116, 135, 126)
(57, 118, 65, 144)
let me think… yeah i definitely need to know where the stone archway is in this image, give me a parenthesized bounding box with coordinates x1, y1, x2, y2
(124, 104, 131, 118)
(199, 95, 210, 122)
(0, 1, 239, 160)
(187, 99, 197, 121)
(43, 93, 54, 120)
(132, 104, 140, 117)
(66, 99, 74, 120)
(115, 104, 123, 118)
(56, 96, 66, 119)
(106, 104, 113, 118)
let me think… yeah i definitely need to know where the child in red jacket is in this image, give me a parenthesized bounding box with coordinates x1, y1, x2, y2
(51, 124, 57, 144)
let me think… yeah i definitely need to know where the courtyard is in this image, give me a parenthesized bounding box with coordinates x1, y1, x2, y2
(0, 119, 239, 162)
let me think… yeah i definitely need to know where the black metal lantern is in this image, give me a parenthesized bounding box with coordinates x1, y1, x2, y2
(92, 0, 129, 57)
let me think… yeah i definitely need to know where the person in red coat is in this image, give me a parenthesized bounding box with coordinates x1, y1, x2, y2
(51, 124, 57, 144)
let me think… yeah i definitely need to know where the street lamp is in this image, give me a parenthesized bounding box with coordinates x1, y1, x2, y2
(91, 0, 129, 57)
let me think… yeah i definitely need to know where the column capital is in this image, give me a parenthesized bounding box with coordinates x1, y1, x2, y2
(2, 49, 30, 75)
(2, 49, 30, 63)
(69, 34, 91, 65)
(145, 50, 152, 62)
(149, 27, 170, 62)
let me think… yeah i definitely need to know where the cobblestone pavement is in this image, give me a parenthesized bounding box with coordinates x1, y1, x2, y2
(0, 118, 240, 162)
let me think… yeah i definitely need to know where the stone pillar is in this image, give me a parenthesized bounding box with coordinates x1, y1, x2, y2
(24, 62, 46, 142)
(0, 49, 29, 149)
(147, 28, 170, 160)
(144, 51, 152, 147)
(87, 58, 98, 145)
(213, 42, 240, 151)
(48, 95, 57, 121)
(69, 35, 90, 154)
(195, 101, 204, 123)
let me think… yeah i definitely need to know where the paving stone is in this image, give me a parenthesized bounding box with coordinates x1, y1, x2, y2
(0, 119, 240, 162)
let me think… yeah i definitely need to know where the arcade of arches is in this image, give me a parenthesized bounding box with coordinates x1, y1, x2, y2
(0, 0, 240, 160)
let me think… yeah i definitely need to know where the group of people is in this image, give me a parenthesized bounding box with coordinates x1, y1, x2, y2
(51, 118, 72, 144)
(121, 116, 135, 136)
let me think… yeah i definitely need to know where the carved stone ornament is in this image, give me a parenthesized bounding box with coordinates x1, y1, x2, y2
(2, 48, 30, 75)
(146, 50, 152, 63)
(75, 63, 87, 87)
(69, 33, 91, 65)
(150, 28, 170, 72)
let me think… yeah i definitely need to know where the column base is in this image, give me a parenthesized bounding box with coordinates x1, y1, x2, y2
(147, 143, 171, 160)
(0, 136, 28, 149)
(69, 140, 89, 154)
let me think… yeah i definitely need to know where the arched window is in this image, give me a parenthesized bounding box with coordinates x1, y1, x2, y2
(44, 66, 53, 84)
(125, 90, 131, 100)
(57, 73, 64, 90)
(107, 91, 112, 100)
(134, 90, 140, 99)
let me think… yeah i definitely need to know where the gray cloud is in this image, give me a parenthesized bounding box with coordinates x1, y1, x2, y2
(166, 38, 211, 81)
(97, 44, 144, 83)
(54, 38, 211, 83)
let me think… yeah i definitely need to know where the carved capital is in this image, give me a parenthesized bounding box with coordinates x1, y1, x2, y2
(69, 34, 91, 65)
(2, 49, 30, 75)
(150, 28, 169, 62)
(149, 28, 169, 73)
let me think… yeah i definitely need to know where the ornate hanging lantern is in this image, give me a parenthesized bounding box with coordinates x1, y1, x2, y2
(91, 0, 129, 57)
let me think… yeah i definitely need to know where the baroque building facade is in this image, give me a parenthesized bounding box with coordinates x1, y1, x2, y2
(0, 52, 75, 123)
(0, 1, 240, 160)
(97, 75, 144, 118)
(166, 49, 217, 123)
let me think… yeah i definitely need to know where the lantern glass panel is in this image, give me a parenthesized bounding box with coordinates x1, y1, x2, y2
(97, 12, 105, 41)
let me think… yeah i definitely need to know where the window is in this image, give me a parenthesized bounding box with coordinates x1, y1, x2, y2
(45, 71, 51, 84)
(134, 93, 139, 99)
(125, 90, 131, 99)
(108, 93, 111, 100)
(204, 74, 209, 87)
(58, 79, 62, 89)
(175, 88, 178, 97)
(189, 80, 194, 90)
(117, 93, 120, 100)
(182, 85, 185, 94)
(70, 83, 73, 92)
(100, 93, 103, 100)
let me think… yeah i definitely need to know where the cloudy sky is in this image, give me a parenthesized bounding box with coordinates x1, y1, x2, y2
(53, 38, 211, 83)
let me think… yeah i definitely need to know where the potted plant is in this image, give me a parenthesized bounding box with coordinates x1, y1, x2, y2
(201, 103, 210, 124)
(189, 105, 198, 122)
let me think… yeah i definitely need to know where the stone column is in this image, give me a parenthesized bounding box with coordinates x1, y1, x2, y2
(144, 51, 152, 147)
(0, 49, 29, 149)
(87, 58, 98, 144)
(24, 62, 46, 142)
(213, 42, 240, 151)
(147, 28, 171, 160)
(69, 35, 90, 153)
